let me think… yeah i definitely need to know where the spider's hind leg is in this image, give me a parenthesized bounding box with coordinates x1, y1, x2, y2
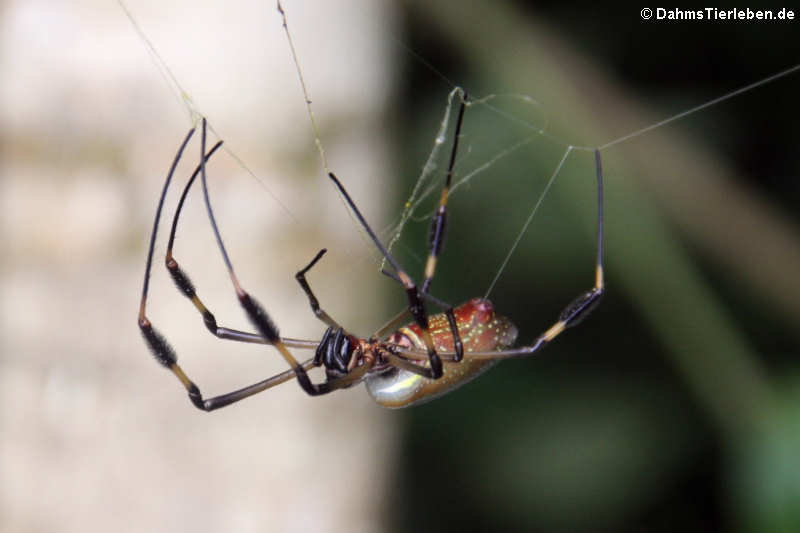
(421, 90, 467, 296)
(475, 148, 605, 360)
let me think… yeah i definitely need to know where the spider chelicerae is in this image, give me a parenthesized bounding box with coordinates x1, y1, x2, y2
(138, 92, 604, 410)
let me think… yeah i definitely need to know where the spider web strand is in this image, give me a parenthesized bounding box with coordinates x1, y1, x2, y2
(599, 63, 800, 151)
(484, 146, 574, 299)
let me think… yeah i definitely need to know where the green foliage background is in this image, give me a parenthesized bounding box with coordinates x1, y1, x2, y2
(388, 2, 800, 531)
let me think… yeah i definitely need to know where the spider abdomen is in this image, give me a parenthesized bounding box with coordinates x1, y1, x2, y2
(366, 298, 518, 408)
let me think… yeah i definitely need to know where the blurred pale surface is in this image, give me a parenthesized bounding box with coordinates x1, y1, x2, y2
(1, 1, 400, 532)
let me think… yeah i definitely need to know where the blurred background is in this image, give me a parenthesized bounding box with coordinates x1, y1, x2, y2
(2, 1, 799, 532)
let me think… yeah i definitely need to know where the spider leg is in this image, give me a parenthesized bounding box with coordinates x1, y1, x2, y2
(295, 248, 342, 329)
(368, 278, 464, 368)
(380, 268, 464, 361)
(406, 149, 606, 362)
(136, 127, 317, 409)
(371, 347, 435, 379)
(174, 352, 319, 411)
(140, 121, 352, 410)
(326, 172, 444, 378)
(522, 149, 605, 350)
(185, 354, 376, 411)
(420, 93, 468, 360)
(160, 136, 317, 350)
(421, 90, 466, 295)
(193, 119, 344, 399)
(139, 127, 197, 393)
(386, 92, 468, 362)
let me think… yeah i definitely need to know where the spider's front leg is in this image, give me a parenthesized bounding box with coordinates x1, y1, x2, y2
(137, 127, 318, 411)
(326, 172, 444, 379)
(139, 121, 377, 411)
(191, 119, 363, 399)
(160, 134, 317, 351)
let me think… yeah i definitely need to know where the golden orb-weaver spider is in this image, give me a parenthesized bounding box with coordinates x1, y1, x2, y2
(138, 94, 605, 410)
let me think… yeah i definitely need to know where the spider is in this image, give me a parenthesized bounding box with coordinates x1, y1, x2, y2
(138, 93, 605, 410)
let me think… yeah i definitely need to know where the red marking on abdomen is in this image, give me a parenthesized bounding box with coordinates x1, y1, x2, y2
(389, 298, 517, 353)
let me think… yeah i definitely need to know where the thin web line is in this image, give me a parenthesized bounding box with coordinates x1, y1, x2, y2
(388, 34, 460, 92)
(116, 0, 198, 125)
(484, 146, 573, 299)
(378, 62, 800, 292)
(382, 87, 464, 268)
(117, 0, 298, 223)
(122, 0, 800, 301)
(277, 0, 330, 175)
(599, 63, 800, 150)
(439, 65, 800, 294)
(392, 135, 538, 227)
